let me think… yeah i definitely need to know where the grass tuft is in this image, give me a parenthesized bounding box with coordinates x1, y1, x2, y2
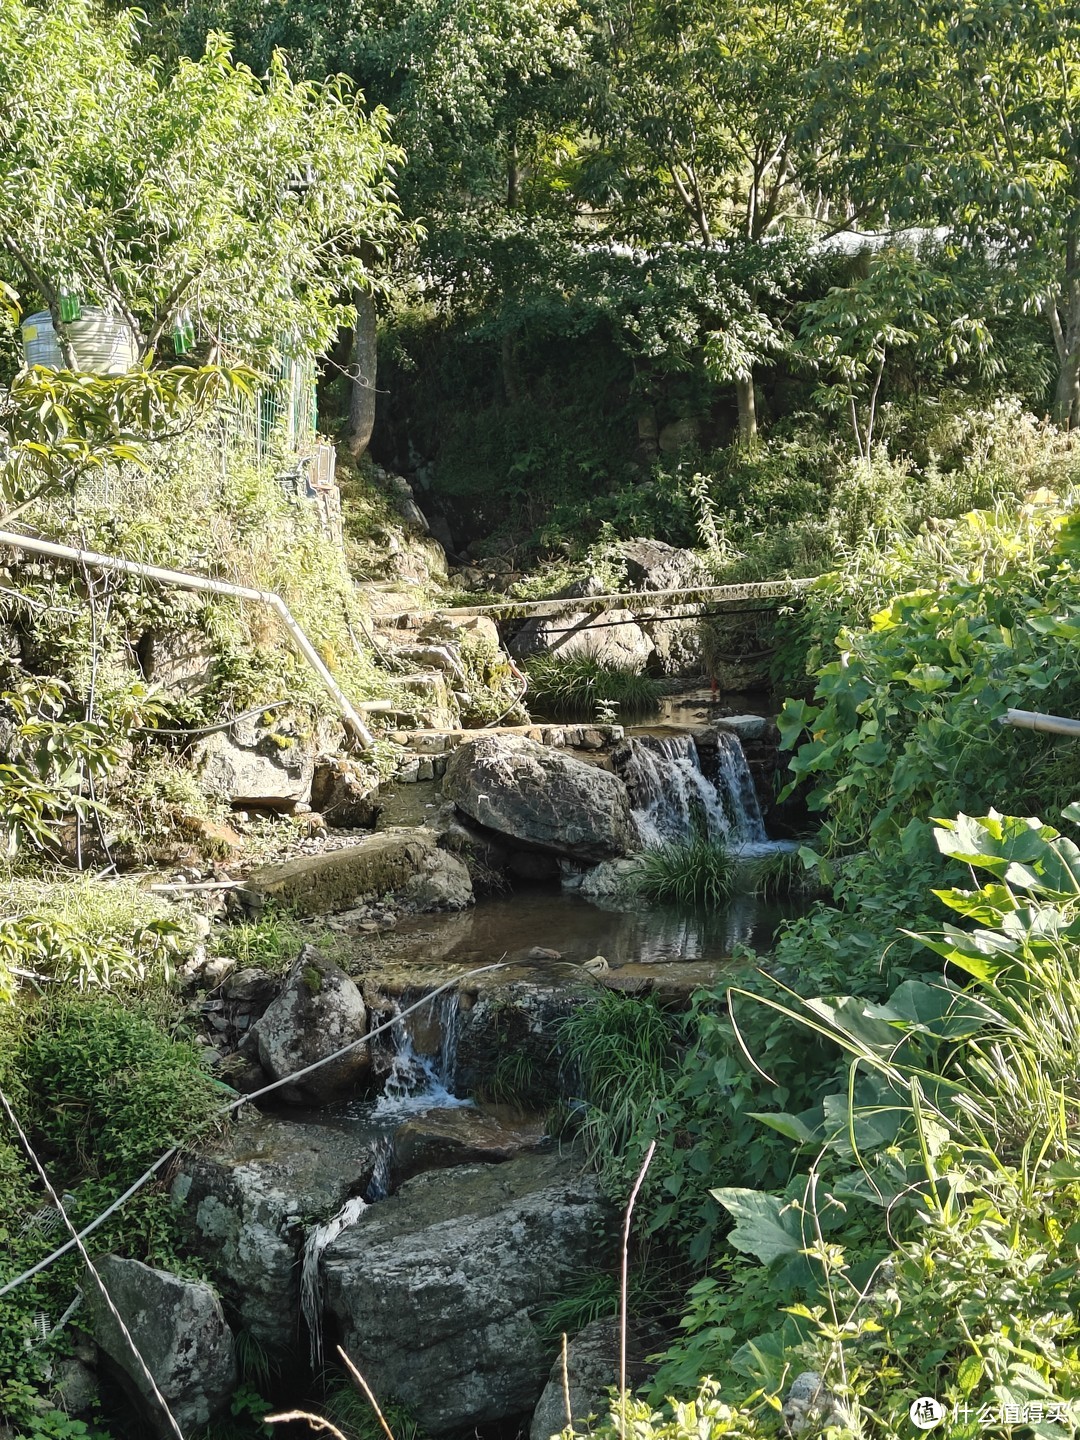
(524, 653, 662, 722)
(746, 848, 803, 901)
(629, 836, 735, 908)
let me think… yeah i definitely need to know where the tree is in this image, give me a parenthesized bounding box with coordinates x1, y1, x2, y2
(0, 0, 405, 370)
(582, 0, 848, 440)
(799, 245, 995, 459)
(836, 0, 1080, 426)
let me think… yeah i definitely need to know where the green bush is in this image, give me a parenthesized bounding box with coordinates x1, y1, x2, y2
(649, 811, 1080, 1430)
(14, 994, 220, 1182)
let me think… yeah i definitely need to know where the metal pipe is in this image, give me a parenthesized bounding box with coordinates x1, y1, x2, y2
(0, 528, 375, 748)
(1001, 708, 1080, 738)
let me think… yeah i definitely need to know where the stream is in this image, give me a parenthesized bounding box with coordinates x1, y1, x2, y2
(167, 699, 812, 1437)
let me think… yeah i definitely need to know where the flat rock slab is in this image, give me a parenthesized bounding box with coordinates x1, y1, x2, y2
(172, 1110, 379, 1356)
(322, 1152, 613, 1434)
(710, 715, 771, 742)
(597, 960, 730, 1003)
(240, 828, 473, 917)
(392, 1104, 550, 1184)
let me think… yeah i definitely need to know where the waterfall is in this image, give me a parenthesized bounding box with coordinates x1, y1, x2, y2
(372, 990, 470, 1119)
(365, 1135, 394, 1202)
(300, 1194, 367, 1372)
(712, 732, 767, 845)
(614, 731, 767, 849)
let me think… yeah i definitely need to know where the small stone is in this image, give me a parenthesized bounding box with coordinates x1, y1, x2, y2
(202, 956, 237, 987)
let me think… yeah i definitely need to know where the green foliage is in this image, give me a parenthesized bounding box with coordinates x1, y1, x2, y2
(0, 0, 404, 369)
(629, 839, 735, 909)
(745, 848, 805, 901)
(583, 1381, 761, 1440)
(0, 992, 223, 1432)
(318, 1379, 428, 1440)
(215, 912, 308, 972)
(0, 362, 255, 512)
(778, 502, 1080, 857)
(0, 678, 140, 859)
(655, 811, 1080, 1428)
(14, 994, 220, 1182)
(525, 654, 662, 722)
(560, 992, 683, 1175)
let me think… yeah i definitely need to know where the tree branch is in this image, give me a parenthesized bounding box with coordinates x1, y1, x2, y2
(1, 233, 79, 368)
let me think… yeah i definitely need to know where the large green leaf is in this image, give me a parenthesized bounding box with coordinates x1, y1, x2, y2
(710, 1188, 806, 1264)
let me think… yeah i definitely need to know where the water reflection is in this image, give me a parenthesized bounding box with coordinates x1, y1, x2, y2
(388, 888, 799, 970)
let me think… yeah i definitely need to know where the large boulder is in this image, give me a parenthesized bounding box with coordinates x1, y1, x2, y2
(511, 578, 653, 669)
(443, 735, 639, 863)
(640, 608, 705, 677)
(310, 755, 382, 828)
(250, 947, 369, 1104)
(618, 538, 706, 593)
(240, 828, 474, 917)
(530, 1319, 651, 1440)
(171, 1110, 379, 1357)
(193, 716, 313, 811)
(322, 1153, 613, 1434)
(86, 1257, 235, 1437)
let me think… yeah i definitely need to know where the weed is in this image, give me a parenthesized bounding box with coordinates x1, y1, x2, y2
(215, 912, 308, 971)
(318, 1377, 429, 1440)
(745, 849, 804, 901)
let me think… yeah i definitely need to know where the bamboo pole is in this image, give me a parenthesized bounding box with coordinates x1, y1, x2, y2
(0, 529, 375, 748)
(406, 575, 818, 624)
(1001, 708, 1080, 738)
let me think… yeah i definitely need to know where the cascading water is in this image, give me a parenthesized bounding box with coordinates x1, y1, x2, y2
(300, 1194, 368, 1371)
(711, 732, 768, 845)
(615, 731, 767, 849)
(301, 991, 470, 1370)
(372, 989, 470, 1119)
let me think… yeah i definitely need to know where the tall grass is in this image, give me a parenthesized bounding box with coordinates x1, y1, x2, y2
(524, 653, 662, 721)
(559, 992, 682, 1175)
(630, 836, 734, 908)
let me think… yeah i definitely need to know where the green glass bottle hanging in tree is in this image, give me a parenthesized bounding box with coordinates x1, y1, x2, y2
(172, 310, 195, 354)
(57, 285, 81, 323)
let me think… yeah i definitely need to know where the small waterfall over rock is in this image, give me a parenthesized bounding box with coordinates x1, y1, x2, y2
(613, 731, 767, 849)
(372, 989, 470, 1119)
(711, 732, 767, 845)
(300, 1194, 368, 1371)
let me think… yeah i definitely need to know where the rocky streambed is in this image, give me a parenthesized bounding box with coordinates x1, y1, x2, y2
(82, 716, 806, 1437)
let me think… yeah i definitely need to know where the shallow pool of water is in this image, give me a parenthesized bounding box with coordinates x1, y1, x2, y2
(381, 885, 800, 969)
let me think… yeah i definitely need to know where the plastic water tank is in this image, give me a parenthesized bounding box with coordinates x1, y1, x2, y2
(20, 307, 138, 374)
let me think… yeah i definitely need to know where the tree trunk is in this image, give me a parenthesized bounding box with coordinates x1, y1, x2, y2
(1052, 195, 1080, 429)
(343, 290, 377, 459)
(1053, 318, 1080, 430)
(735, 374, 758, 445)
(501, 329, 520, 406)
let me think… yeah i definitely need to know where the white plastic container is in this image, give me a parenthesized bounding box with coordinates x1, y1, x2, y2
(20, 307, 138, 374)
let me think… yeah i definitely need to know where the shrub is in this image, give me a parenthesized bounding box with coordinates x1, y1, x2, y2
(14, 994, 221, 1182)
